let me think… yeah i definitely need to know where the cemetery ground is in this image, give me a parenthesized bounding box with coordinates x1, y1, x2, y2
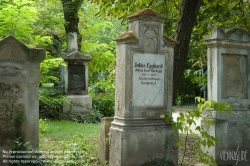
(39, 105, 201, 166)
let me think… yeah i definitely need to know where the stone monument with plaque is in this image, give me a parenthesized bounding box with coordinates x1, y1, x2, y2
(109, 9, 178, 166)
(62, 32, 92, 114)
(203, 27, 250, 165)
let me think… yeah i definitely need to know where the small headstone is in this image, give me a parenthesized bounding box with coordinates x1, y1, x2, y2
(0, 36, 45, 165)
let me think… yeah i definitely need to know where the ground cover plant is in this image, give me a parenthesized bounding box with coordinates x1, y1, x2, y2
(39, 120, 100, 165)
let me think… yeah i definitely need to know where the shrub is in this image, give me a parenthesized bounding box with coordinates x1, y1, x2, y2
(89, 75, 115, 117)
(39, 81, 66, 120)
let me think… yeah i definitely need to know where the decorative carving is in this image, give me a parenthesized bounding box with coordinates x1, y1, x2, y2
(0, 83, 24, 133)
(0, 66, 25, 78)
(143, 27, 158, 53)
(222, 54, 247, 99)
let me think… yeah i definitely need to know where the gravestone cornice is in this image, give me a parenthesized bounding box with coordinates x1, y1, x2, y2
(61, 50, 92, 62)
(115, 31, 139, 44)
(0, 36, 45, 63)
(163, 35, 178, 46)
(128, 8, 166, 22)
(205, 27, 250, 42)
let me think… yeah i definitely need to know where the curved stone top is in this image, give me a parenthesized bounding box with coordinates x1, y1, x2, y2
(0, 36, 45, 63)
(128, 8, 166, 22)
(205, 27, 250, 42)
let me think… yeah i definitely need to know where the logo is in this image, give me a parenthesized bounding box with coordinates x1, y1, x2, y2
(220, 146, 248, 165)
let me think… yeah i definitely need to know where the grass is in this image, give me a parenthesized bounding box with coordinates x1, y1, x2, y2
(39, 120, 101, 165)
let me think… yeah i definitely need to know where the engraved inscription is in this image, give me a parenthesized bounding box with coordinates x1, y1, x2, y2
(222, 54, 247, 99)
(68, 64, 86, 94)
(132, 53, 165, 107)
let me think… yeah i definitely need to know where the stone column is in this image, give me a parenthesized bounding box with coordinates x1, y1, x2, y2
(62, 32, 92, 114)
(0, 36, 45, 164)
(203, 27, 250, 165)
(109, 9, 178, 166)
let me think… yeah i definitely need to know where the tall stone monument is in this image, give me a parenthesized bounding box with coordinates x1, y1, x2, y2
(109, 9, 178, 166)
(204, 27, 250, 165)
(0, 36, 45, 165)
(62, 32, 92, 114)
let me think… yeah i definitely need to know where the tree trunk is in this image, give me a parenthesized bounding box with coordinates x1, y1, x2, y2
(173, 0, 202, 96)
(61, 0, 83, 51)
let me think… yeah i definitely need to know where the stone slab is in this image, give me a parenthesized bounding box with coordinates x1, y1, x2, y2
(132, 53, 165, 107)
(63, 95, 92, 114)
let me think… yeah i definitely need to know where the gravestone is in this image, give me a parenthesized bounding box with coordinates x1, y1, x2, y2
(0, 36, 45, 165)
(62, 32, 92, 114)
(203, 27, 250, 165)
(109, 9, 178, 166)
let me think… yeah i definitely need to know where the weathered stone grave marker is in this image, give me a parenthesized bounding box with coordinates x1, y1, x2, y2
(0, 36, 45, 165)
(203, 27, 250, 165)
(62, 32, 92, 114)
(109, 9, 178, 166)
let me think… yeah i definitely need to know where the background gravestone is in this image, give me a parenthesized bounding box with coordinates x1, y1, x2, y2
(62, 32, 92, 114)
(0, 36, 45, 165)
(109, 9, 178, 166)
(203, 27, 250, 165)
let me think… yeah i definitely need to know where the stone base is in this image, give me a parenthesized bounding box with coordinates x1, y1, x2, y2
(63, 95, 92, 114)
(109, 118, 178, 166)
(201, 110, 250, 166)
(98, 117, 114, 164)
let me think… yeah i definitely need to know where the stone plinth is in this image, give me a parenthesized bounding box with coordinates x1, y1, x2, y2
(98, 117, 114, 164)
(109, 8, 178, 166)
(61, 42, 92, 114)
(203, 27, 250, 165)
(0, 36, 45, 165)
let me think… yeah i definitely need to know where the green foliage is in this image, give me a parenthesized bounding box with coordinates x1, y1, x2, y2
(89, 76, 115, 117)
(166, 97, 232, 165)
(39, 119, 49, 133)
(69, 109, 103, 124)
(40, 54, 66, 83)
(11, 137, 44, 166)
(39, 82, 67, 120)
(91, 0, 179, 37)
(39, 52, 67, 120)
(53, 133, 97, 166)
(0, 0, 38, 41)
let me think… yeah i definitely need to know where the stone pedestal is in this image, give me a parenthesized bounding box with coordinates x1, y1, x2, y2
(0, 36, 45, 165)
(203, 27, 250, 165)
(98, 117, 114, 164)
(61, 39, 92, 114)
(109, 9, 178, 166)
